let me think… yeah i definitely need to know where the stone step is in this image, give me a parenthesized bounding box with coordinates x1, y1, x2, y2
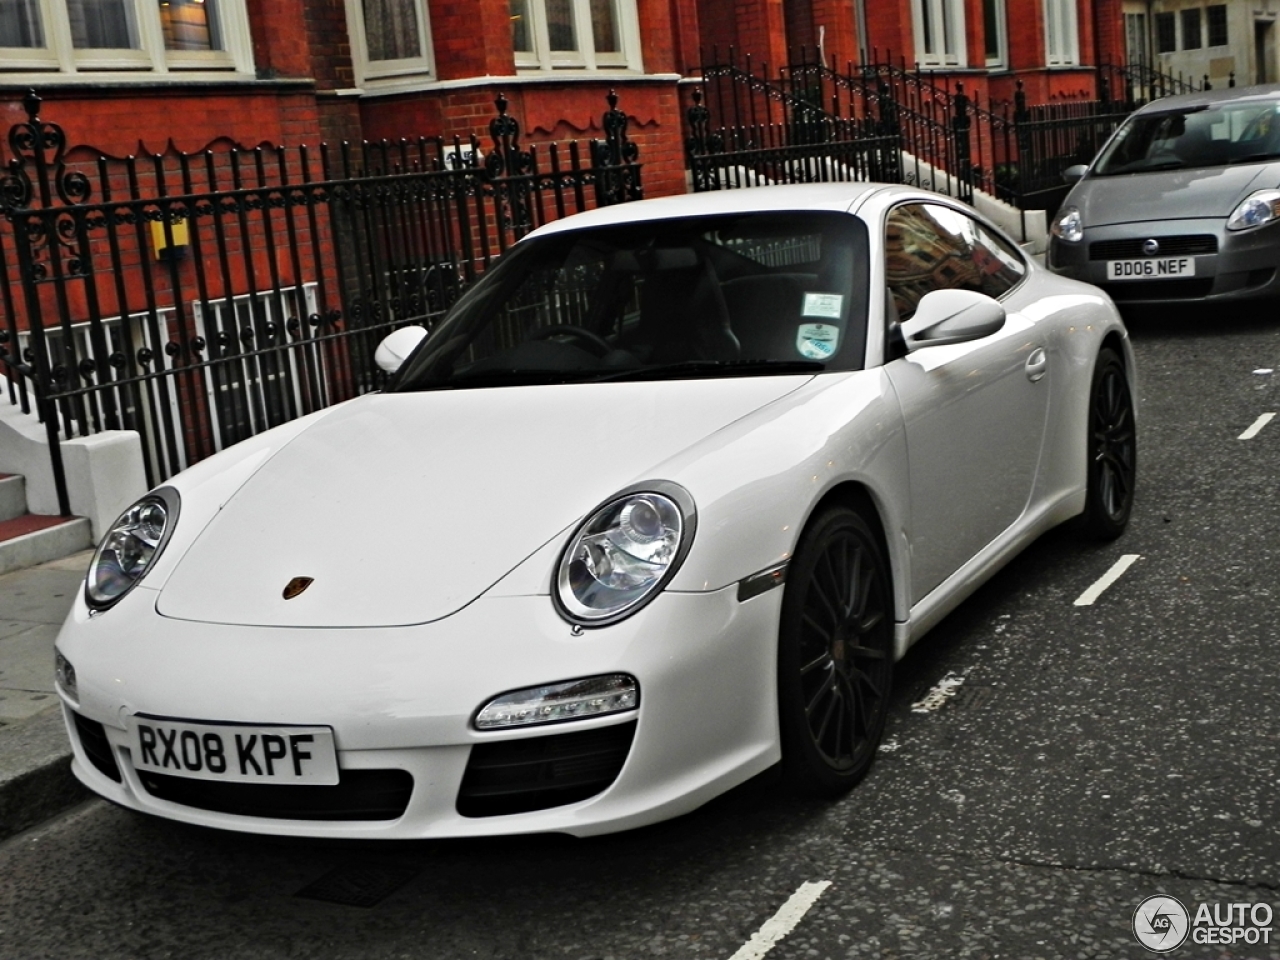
(0, 474, 23, 524)
(0, 514, 93, 578)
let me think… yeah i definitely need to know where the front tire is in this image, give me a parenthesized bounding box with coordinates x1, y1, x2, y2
(777, 506, 893, 798)
(1078, 347, 1136, 540)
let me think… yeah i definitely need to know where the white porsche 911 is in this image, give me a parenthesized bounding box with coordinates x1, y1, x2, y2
(54, 183, 1136, 839)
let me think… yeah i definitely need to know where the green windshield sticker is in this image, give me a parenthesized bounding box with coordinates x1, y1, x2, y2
(797, 323, 839, 360)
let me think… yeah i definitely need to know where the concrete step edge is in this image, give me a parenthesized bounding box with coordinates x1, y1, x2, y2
(0, 475, 24, 524)
(0, 518, 93, 578)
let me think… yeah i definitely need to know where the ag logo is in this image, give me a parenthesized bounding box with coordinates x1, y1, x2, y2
(1133, 895, 1190, 953)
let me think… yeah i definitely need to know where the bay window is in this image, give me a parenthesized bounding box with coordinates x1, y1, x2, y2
(512, 0, 641, 71)
(912, 0, 965, 67)
(1044, 0, 1080, 66)
(0, 0, 250, 73)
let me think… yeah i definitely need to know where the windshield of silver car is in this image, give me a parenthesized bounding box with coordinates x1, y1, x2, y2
(388, 211, 871, 391)
(1093, 100, 1280, 175)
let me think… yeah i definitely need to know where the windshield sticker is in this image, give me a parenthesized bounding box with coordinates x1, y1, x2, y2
(802, 292, 844, 320)
(797, 323, 839, 360)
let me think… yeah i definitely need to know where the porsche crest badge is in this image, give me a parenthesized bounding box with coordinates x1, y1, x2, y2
(282, 577, 314, 600)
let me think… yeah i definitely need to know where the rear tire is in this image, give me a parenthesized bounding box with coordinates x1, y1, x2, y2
(777, 506, 893, 798)
(1077, 347, 1136, 540)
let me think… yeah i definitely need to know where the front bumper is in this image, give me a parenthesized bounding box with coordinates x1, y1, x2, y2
(55, 585, 783, 838)
(1047, 218, 1280, 304)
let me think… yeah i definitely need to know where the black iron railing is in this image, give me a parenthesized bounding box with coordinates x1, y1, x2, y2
(685, 50, 1207, 216)
(0, 90, 642, 513)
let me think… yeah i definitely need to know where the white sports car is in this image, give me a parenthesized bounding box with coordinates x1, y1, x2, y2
(54, 183, 1136, 839)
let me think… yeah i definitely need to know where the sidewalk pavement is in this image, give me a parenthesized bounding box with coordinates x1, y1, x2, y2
(0, 549, 94, 841)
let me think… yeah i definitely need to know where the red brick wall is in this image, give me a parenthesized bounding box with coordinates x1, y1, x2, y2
(0, 86, 324, 157)
(428, 0, 514, 79)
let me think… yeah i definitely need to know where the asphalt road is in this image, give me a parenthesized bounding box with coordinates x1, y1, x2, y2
(2, 302, 1278, 960)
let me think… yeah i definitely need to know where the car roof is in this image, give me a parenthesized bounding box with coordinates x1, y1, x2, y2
(525, 182, 903, 238)
(1132, 82, 1280, 115)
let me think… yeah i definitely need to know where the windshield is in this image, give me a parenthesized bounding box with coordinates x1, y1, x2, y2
(389, 211, 871, 392)
(1093, 99, 1280, 175)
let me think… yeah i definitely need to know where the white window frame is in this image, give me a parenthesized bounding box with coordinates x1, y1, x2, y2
(514, 0, 643, 73)
(343, 0, 435, 85)
(0, 0, 253, 77)
(911, 0, 966, 68)
(1044, 0, 1080, 67)
(983, 0, 1008, 68)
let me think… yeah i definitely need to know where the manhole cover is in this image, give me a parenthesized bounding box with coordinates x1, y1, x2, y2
(295, 861, 421, 908)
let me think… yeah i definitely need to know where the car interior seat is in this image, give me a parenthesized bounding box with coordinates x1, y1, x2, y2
(635, 246, 739, 362)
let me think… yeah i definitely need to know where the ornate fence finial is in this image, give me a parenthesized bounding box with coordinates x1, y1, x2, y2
(592, 89, 641, 203)
(2, 90, 91, 212)
(23, 88, 40, 123)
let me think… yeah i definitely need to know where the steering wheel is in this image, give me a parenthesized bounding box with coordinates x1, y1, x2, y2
(528, 324, 612, 357)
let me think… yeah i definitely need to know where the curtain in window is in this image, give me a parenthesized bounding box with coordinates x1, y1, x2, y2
(590, 0, 619, 54)
(159, 0, 223, 51)
(0, 0, 43, 47)
(67, 0, 138, 48)
(510, 0, 531, 52)
(364, 0, 421, 61)
(545, 0, 576, 52)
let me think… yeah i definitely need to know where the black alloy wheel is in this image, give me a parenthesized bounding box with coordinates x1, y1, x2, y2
(1079, 346, 1136, 540)
(777, 506, 893, 797)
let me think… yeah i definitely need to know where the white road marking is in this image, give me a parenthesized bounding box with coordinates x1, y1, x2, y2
(1074, 554, 1141, 606)
(910, 671, 965, 713)
(1239, 412, 1275, 441)
(727, 881, 832, 960)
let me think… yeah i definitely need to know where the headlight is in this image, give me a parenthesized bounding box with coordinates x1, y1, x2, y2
(555, 482, 695, 625)
(1227, 190, 1280, 231)
(1051, 206, 1084, 243)
(85, 487, 180, 610)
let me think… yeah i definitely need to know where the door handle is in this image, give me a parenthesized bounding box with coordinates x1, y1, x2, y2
(1025, 347, 1047, 383)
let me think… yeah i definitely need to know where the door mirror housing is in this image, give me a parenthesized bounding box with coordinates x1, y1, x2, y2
(1063, 163, 1089, 184)
(374, 326, 429, 373)
(899, 289, 1006, 352)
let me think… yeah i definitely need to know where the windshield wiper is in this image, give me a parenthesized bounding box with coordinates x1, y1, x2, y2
(1227, 152, 1280, 164)
(589, 359, 826, 383)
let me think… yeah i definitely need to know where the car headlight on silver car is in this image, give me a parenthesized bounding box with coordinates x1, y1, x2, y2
(1227, 190, 1280, 231)
(1051, 206, 1084, 243)
(555, 482, 695, 625)
(85, 487, 180, 610)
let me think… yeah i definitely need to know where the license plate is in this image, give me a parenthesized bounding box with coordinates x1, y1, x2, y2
(128, 717, 339, 785)
(1106, 257, 1194, 280)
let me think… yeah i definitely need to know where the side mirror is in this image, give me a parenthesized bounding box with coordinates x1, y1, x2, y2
(899, 289, 1005, 352)
(374, 326, 429, 373)
(1063, 163, 1089, 184)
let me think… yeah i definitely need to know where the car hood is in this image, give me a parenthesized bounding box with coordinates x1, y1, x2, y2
(1073, 162, 1280, 226)
(156, 377, 810, 628)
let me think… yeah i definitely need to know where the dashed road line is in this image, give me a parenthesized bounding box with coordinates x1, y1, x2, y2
(728, 881, 832, 960)
(1239, 412, 1275, 441)
(1074, 554, 1141, 607)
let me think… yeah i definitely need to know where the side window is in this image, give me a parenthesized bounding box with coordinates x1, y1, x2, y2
(884, 203, 1025, 321)
(970, 219, 1027, 298)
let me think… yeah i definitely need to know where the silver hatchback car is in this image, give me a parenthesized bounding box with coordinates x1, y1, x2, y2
(1047, 84, 1280, 305)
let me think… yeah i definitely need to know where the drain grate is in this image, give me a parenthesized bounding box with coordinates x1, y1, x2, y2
(947, 684, 996, 711)
(295, 861, 421, 908)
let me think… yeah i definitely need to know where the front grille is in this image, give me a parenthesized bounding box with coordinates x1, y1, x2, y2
(138, 768, 413, 821)
(457, 720, 637, 818)
(72, 713, 122, 783)
(1103, 278, 1215, 301)
(1090, 235, 1218, 260)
